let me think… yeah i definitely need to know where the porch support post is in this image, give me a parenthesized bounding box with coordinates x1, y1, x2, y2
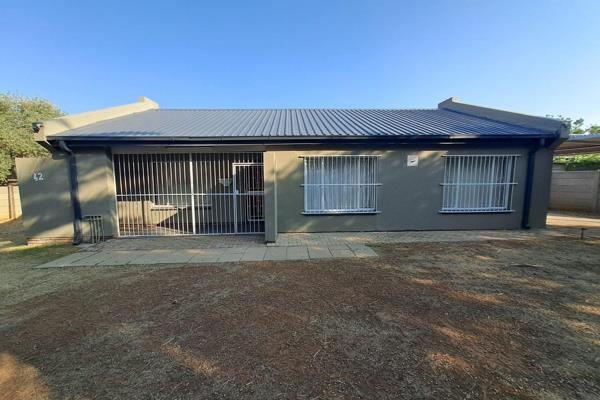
(527, 144, 554, 228)
(263, 151, 278, 243)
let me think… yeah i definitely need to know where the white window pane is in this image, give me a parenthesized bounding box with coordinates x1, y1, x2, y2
(304, 155, 379, 214)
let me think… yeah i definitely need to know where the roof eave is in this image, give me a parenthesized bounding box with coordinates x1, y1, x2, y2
(438, 97, 570, 139)
(47, 132, 558, 147)
(34, 97, 159, 147)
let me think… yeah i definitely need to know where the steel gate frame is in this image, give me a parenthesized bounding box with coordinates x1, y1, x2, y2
(112, 152, 264, 237)
(231, 162, 265, 234)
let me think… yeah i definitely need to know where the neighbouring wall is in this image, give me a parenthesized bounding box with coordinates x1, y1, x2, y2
(268, 144, 547, 233)
(550, 166, 600, 213)
(0, 184, 22, 220)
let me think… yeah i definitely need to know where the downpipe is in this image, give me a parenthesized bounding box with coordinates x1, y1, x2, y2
(58, 141, 84, 244)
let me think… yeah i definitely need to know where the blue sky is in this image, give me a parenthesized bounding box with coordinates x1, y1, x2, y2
(2, 0, 599, 125)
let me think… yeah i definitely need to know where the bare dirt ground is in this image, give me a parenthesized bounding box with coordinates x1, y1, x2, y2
(1, 219, 599, 400)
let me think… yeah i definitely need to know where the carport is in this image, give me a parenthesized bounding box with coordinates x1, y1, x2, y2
(555, 134, 600, 155)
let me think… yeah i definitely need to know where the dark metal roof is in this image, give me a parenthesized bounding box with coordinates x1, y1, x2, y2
(51, 108, 553, 140)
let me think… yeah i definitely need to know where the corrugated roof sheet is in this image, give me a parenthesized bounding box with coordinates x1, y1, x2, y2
(52, 108, 550, 139)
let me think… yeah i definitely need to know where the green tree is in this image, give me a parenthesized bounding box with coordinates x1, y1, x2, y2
(589, 124, 600, 134)
(554, 154, 600, 170)
(547, 115, 600, 135)
(570, 118, 586, 135)
(0, 93, 63, 184)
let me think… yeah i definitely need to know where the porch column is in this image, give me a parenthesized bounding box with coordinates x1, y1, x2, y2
(263, 151, 278, 243)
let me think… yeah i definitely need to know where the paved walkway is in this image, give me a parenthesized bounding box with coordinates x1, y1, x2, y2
(547, 211, 600, 229)
(35, 242, 378, 268)
(35, 212, 600, 268)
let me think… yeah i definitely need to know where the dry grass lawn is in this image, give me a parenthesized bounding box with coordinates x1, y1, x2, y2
(1, 219, 599, 399)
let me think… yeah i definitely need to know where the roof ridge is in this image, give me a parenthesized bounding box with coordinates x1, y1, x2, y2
(156, 108, 438, 112)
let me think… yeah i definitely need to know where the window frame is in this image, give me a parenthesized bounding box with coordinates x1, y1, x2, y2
(440, 154, 519, 214)
(301, 155, 381, 215)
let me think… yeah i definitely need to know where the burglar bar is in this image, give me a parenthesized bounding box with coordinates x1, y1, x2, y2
(113, 152, 264, 237)
(440, 154, 519, 213)
(301, 155, 381, 214)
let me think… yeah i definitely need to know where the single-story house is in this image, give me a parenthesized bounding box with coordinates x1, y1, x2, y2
(16, 97, 569, 245)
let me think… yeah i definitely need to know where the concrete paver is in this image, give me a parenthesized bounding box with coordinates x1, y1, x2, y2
(330, 249, 355, 258)
(264, 247, 287, 261)
(188, 249, 224, 263)
(35, 251, 99, 268)
(69, 251, 115, 266)
(286, 246, 309, 260)
(97, 251, 146, 266)
(328, 244, 350, 250)
(240, 247, 266, 261)
(130, 250, 195, 265)
(351, 246, 378, 258)
(217, 252, 243, 262)
(308, 247, 332, 259)
(226, 247, 248, 254)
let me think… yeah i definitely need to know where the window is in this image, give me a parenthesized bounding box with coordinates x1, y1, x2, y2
(441, 155, 518, 213)
(303, 155, 380, 214)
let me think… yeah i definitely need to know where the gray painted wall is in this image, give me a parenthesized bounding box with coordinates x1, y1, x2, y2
(76, 150, 119, 238)
(16, 156, 74, 241)
(17, 143, 554, 243)
(529, 147, 555, 227)
(263, 152, 278, 242)
(268, 145, 540, 233)
(16, 150, 118, 243)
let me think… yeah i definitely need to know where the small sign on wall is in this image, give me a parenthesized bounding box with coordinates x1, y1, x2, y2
(407, 154, 419, 167)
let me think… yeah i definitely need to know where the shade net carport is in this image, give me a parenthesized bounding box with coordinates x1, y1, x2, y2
(113, 152, 264, 236)
(555, 134, 600, 155)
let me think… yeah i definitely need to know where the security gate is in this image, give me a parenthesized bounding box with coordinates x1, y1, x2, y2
(113, 152, 264, 236)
